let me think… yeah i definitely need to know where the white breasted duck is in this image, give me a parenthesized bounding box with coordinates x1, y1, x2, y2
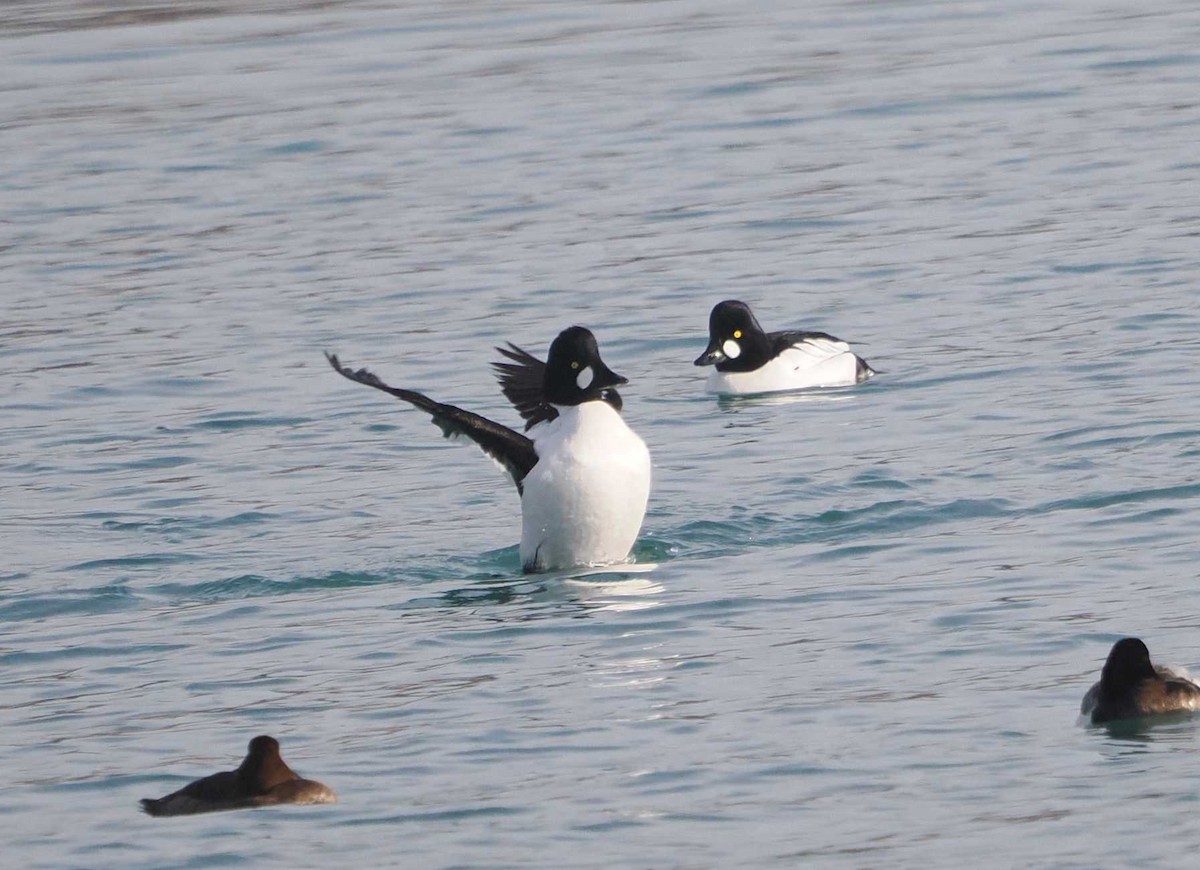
(694, 300, 873, 395)
(140, 736, 336, 817)
(328, 326, 651, 574)
(1081, 637, 1200, 724)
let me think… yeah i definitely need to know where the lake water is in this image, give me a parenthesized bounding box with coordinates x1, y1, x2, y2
(4, 1, 1200, 866)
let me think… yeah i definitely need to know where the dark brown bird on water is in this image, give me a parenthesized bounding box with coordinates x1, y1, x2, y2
(1081, 638, 1200, 724)
(140, 735, 336, 817)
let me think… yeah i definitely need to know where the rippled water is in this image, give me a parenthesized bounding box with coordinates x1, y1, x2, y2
(4, 1, 1200, 866)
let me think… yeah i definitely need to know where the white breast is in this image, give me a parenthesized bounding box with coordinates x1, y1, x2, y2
(706, 339, 863, 395)
(519, 402, 651, 572)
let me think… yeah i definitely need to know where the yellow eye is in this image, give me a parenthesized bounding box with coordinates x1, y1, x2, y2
(571, 361, 580, 370)
(733, 329, 742, 339)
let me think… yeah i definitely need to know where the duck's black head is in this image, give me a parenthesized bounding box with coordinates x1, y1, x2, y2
(240, 735, 297, 791)
(543, 326, 627, 407)
(694, 300, 771, 372)
(1101, 638, 1157, 690)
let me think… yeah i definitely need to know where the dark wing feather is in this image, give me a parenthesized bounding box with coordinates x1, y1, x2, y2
(770, 329, 845, 353)
(771, 330, 874, 381)
(326, 353, 538, 491)
(492, 343, 558, 430)
(140, 771, 248, 817)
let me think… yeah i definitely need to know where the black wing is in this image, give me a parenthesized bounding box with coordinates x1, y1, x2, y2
(771, 330, 873, 381)
(492, 343, 558, 430)
(770, 329, 846, 353)
(326, 353, 538, 492)
(139, 770, 245, 817)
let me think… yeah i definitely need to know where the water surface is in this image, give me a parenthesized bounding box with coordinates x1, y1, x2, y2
(3, 1, 1200, 867)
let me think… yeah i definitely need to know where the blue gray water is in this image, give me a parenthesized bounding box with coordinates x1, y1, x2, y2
(3, 1, 1200, 866)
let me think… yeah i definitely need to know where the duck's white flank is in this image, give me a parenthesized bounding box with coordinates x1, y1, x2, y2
(706, 338, 863, 395)
(520, 402, 650, 572)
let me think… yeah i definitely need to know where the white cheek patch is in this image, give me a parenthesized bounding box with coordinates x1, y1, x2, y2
(576, 366, 594, 390)
(722, 339, 742, 360)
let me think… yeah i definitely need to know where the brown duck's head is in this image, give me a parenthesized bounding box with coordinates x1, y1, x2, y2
(239, 735, 299, 792)
(1101, 638, 1157, 691)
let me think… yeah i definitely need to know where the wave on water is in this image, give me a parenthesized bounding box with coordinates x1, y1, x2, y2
(7, 477, 1197, 626)
(642, 497, 1014, 562)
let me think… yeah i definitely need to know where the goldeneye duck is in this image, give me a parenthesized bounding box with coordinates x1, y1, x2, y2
(140, 736, 336, 817)
(328, 325, 651, 574)
(694, 300, 874, 395)
(1080, 637, 1200, 724)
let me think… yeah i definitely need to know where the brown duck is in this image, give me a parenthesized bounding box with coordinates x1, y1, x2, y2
(1081, 638, 1200, 724)
(140, 735, 336, 817)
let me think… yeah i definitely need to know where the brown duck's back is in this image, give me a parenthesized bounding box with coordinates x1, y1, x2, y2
(257, 778, 339, 806)
(140, 736, 336, 817)
(1134, 674, 1200, 716)
(140, 773, 336, 816)
(1083, 670, 1200, 723)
